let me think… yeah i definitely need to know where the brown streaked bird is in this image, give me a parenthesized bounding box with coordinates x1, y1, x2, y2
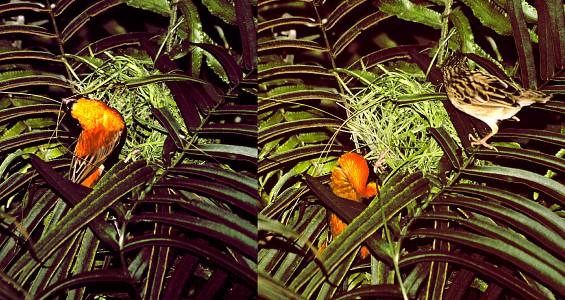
(441, 54, 551, 149)
(328, 152, 378, 259)
(64, 98, 125, 187)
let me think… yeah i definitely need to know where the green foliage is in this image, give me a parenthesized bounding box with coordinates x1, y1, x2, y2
(378, 0, 442, 29)
(64, 52, 185, 161)
(338, 66, 457, 174)
(258, 0, 564, 299)
(460, 0, 512, 35)
(124, 0, 172, 16)
(0, 0, 256, 299)
(202, 0, 237, 24)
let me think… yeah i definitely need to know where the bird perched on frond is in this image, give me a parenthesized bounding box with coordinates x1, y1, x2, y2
(441, 54, 551, 149)
(328, 152, 378, 259)
(64, 98, 125, 187)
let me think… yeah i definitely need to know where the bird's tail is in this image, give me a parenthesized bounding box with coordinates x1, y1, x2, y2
(513, 90, 552, 107)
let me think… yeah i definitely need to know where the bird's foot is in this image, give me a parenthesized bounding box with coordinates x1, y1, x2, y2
(469, 134, 497, 151)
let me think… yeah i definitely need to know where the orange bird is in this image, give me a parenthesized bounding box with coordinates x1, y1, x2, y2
(64, 98, 125, 187)
(329, 153, 378, 259)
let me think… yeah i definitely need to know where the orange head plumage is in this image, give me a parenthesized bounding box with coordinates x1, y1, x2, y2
(328, 152, 378, 259)
(66, 98, 125, 158)
(330, 152, 377, 201)
(64, 97, 125, 185)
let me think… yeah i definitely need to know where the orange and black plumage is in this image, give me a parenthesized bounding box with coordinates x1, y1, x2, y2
(329, 152, 378, 259)
(64, 98, 125, 187)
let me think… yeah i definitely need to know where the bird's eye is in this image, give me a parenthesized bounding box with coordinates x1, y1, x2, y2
(63, 98, 77, 111)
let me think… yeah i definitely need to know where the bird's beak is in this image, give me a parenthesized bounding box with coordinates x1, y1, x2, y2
(63, 97, 77, 111)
